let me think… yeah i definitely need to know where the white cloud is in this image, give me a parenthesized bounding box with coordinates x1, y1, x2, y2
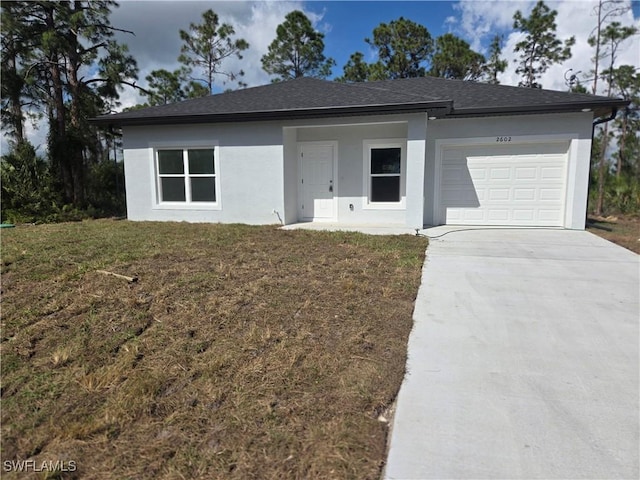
(2, 1, 329, 150)
(454, 0, 639, 92)
(110, 0, 323, 109)
(453, 0, 534, 52)
(222, 1, 307, 89)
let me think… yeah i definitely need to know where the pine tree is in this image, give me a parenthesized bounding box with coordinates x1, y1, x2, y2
(2, 1, 139, 208)
(593, 22, 638, 214)
(513, 1, 575, 88)
(179, 9, 249, 92)
(365, 17, 433, 80)
(482, 35, 508, 84)
(610, 65, 640, 179)
(336, 52, 371, 82)
(588, 0, 631, 95)
(429, 33, 485, 81)
(261, 10, 335, 81)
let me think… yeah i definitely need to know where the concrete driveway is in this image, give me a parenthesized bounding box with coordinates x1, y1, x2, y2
(385, 229, 639, 480)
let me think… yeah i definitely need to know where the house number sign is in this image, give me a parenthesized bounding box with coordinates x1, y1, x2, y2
(496, 136, 512, 142)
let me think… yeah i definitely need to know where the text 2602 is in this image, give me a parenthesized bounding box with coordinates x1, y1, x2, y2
(496, 136, 512, 142)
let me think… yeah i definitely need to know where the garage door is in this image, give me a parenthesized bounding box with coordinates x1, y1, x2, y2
(439, 142, 569, 226)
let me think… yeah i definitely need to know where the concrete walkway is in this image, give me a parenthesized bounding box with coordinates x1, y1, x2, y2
(385, 229, 639, 480)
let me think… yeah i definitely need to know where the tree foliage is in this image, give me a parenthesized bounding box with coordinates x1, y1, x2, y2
(336, 52, 372, 83)
(513, 1, 575, 88)
(365, 17, 433, 80)
(0, 0, 138, 219)
(592, 22, 637, 215)
(610, 65, 640, 180)
(1, 141, 56, 223)
(179, 9, 249, 92)
(588, 0, 631, 95)
(140, 69, 209, 107)
(482, 35, 508, 84)
(429, 33, 485, 81)
(261, 10, 335, 81)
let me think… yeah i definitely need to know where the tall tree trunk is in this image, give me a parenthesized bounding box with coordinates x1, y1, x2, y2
(5, 50, 25, 144)
(595, 122, 609, 215)
(44, 4, 73, 203)
(66, 0, 86, 206)
(616, 112, 627, 177)
(592, 0, 603, 94)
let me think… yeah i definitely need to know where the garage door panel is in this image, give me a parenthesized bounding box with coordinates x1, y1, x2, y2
(512, 209, 535, 221)
(539, 210, 563, 222)
(489, 167, 510, 180)
(541, 166, 563, 179)
(469, 168, 487, 181)
(514, 188, 535, 201)
(441, 188, 481, 205)
(488, 209, 509, 221)
(462, 209, 485, 221)
(515, 167, 537, 179)
(488, 188, 510, 201)
(440, 142, 568, 227)
(540, 188, 563, 201)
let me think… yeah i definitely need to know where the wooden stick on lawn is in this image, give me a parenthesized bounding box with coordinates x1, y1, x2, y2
(96, 270, 138, 283)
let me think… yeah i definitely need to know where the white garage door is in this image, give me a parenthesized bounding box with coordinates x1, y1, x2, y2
(439, 142, 569, 226)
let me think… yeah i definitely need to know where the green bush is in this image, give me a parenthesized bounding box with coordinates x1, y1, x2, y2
(1, 141, 59, 224)
(588, 171, 640, 216)
(606, 175, 640, 214)
(1, 142, 126, 224)
(85, 159, 126, 218)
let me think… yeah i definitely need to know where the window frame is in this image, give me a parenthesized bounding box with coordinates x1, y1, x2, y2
(152, 144, 221, 210)
(362, 139, 406, 210)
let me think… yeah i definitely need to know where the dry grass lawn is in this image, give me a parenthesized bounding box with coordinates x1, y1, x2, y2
(587, 214, 640, 254)
(1, 220, 427, 479)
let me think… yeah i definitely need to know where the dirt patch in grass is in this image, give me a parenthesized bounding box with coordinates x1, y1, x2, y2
(1, 220, 427, 479)
(587, 215, 640, 254)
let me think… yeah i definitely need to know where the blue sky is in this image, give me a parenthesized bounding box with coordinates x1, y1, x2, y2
(108, 0, 639, 97)
(6, 0, 640, 152)
(306, 0, 638, 82)
(310, 1, 470, 71)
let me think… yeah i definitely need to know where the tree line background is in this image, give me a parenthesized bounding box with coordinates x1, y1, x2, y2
(1, 0, 638, 224)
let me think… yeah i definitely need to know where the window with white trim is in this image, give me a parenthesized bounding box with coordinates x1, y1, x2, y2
(156, 148, 218, 204)
(365, 142, 404, 204)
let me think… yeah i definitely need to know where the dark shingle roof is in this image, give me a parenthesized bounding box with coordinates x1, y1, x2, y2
(93, 76, 627, 126)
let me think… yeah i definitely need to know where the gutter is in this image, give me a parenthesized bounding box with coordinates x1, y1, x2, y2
(90, 101, 453, 127)
(592, 107, 618, 128)
(448, 99, 628, 118)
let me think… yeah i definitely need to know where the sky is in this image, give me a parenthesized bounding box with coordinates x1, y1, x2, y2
(8, 0, 640, 151)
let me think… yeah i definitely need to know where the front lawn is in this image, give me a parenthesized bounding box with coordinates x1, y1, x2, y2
(587, 214, 640, 254)
(0, 220, 426, 479)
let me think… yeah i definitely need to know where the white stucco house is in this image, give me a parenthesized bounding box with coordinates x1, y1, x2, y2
(93, 77, 626, 229)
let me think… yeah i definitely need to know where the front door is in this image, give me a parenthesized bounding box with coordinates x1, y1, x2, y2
(299, 143, 335, 220)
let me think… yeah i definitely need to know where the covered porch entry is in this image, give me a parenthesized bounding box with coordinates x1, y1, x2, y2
(282, 114, 428, 229)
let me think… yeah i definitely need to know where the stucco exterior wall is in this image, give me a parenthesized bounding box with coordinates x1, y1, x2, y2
(121, 111, 594, 230)
(424, 112, 594, 229)
(122, 122, 285, 224)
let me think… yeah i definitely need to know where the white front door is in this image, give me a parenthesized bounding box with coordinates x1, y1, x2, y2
(299, 143, 335, 220)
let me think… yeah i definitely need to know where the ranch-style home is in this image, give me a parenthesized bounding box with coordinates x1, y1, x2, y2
(93, 76, 626, 229)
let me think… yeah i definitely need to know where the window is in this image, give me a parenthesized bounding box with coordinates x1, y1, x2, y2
(156, 148, 217, 204)
(364, 141, 405, 206)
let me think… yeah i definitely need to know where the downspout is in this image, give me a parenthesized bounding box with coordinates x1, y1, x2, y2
(587, 108, 618, 225)
(592, 107, 618, 130)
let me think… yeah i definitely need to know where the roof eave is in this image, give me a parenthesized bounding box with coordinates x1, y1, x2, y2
(91, 101, 454, 127)
(447, 99, 630, 118)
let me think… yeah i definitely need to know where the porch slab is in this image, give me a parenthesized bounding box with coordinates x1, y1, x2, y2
(281, 222, 419, 236)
